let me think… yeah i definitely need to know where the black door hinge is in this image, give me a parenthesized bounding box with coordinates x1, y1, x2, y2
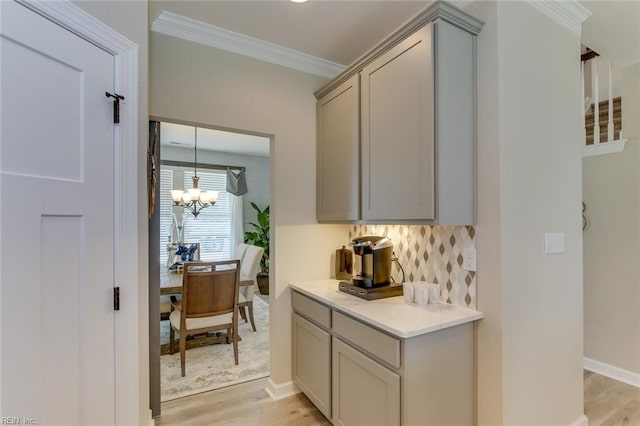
(114, 287, 120, 311)
(105, 92, 125, 124)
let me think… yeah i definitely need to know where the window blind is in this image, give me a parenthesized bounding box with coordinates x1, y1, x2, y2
(159, 165, 232, 264)
(182, 170, 232, 261)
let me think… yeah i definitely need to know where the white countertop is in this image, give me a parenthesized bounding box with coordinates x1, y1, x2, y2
(289, 279, 483, 339)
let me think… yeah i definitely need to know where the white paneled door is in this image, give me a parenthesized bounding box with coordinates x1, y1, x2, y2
(1, 1, 117, 424)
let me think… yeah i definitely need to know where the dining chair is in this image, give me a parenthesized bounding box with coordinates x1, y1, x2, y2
(169, 260, 240, 376)
(235, 243, 264, 332)
(160, 243, 200, 320)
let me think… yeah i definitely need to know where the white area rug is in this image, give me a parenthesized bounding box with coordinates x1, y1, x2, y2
(160, 296, 270, 402)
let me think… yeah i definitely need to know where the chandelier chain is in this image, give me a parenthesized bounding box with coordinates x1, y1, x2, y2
(170, 125, 219, 218)
(194, 127, 198, 176)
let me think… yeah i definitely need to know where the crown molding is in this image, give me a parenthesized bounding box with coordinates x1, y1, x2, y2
(151, 11, 345, 79)
(528, 0, 592, 36)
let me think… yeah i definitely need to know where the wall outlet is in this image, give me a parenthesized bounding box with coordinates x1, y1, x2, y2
(462, 248, 476, 271)
(544, 233, 565, 254)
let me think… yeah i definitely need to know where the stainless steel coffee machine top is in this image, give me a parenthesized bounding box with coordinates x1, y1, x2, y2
(338, 235, 403, 300)
(350, 236, 393, 287)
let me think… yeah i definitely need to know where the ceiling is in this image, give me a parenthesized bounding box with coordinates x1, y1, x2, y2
(149, 0, 432, 66)
(150, 0, 640, 68)
(160, 122, 270, 157)
(151, 1, 638, 156)
(581, 1, 640, 68)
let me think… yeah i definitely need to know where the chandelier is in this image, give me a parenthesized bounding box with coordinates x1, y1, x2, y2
(170, 127, 219, 218)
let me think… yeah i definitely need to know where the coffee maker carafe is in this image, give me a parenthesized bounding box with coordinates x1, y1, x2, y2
(350, 236, 393, 288)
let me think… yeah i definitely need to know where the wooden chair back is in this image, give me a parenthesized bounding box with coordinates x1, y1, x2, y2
(181, 260, 240, 320)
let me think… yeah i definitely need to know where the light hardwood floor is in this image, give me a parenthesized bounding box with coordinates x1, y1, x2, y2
(158, 371, 639, 425)
(584, 370, 640, 425)
(157, 377, 330, 426)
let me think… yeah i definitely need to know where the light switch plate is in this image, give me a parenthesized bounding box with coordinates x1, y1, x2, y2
(544, 233, 565, 254)
(462, 248, 476, 271)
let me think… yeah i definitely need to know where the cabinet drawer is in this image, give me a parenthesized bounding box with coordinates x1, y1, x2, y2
(292, 291, 331, 329)
(332, 311, 400, 368)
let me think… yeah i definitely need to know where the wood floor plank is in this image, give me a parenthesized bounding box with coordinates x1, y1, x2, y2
(157, 377, 331, 426)
(600, 398, 640, 426)
(158, 371, 640, 425)
(585, 371, 640, 426)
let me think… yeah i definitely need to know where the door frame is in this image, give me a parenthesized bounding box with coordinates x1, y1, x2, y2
(2, 1, 141, 423)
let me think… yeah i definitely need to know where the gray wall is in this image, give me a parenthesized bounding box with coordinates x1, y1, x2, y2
(583, 63, 640, 374)
(150, 32, 348, 387)
(468, 1, 585, 424)
(162, 145, 270, 232)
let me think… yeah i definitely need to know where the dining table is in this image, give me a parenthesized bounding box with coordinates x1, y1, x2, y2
(160, 266, 254, 295)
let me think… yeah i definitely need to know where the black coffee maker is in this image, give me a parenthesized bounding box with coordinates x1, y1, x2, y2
(350, 236, 393, 288)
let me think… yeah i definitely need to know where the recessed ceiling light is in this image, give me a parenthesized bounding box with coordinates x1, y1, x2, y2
(290, 0, 309, 3)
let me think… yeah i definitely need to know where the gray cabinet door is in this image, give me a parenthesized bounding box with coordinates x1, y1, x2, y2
(317, 74, 360, 222)
(332, 338, 400, 426)
(292, 313, 331, 419)
(361, 24, 434, 220)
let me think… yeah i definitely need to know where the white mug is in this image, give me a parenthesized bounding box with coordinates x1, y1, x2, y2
(428, 283, 440, 304)
(403, 283, 415, 303)
(415, 284, 429, 305)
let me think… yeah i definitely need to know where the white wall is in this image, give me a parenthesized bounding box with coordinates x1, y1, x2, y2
(150, 33, 348, 387)
(469, 1, 584, 424)
(162, 145, 270, 229)
(71, 1, 149, 423)
(583, 63, 640, 374)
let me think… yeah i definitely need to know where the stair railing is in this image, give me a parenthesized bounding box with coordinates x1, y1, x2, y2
(581, 49, 626, 157)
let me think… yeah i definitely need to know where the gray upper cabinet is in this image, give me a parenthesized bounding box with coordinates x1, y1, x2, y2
(361, 25, 434, 221)
(317, 75, 360, 222)
(314, 1, 483, 224)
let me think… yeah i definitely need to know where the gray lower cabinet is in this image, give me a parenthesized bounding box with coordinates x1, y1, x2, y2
(292, 313, 331, 419)
(291, 290, 475, 425)
(332, 337, 400, 426)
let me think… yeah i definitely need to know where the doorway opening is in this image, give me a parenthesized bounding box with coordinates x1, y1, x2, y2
(149, 119, 271, 409)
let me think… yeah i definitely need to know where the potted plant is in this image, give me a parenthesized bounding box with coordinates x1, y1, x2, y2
(244, 202, 270, 294)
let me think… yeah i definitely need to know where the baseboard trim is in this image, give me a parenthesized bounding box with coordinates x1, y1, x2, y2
(568, 414, 588, 426)
(584, 357, 640, 388)
(265, 379, 299, 401)
(148, 409, 155, 426)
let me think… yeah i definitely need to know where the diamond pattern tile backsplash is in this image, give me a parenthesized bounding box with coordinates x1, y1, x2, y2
(348, 225, 477, 309)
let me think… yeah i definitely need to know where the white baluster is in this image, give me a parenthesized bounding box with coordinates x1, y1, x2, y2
(608, 60, 615, 142)
(581, 61, 585, 114)
(592, 57, 600, 144)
